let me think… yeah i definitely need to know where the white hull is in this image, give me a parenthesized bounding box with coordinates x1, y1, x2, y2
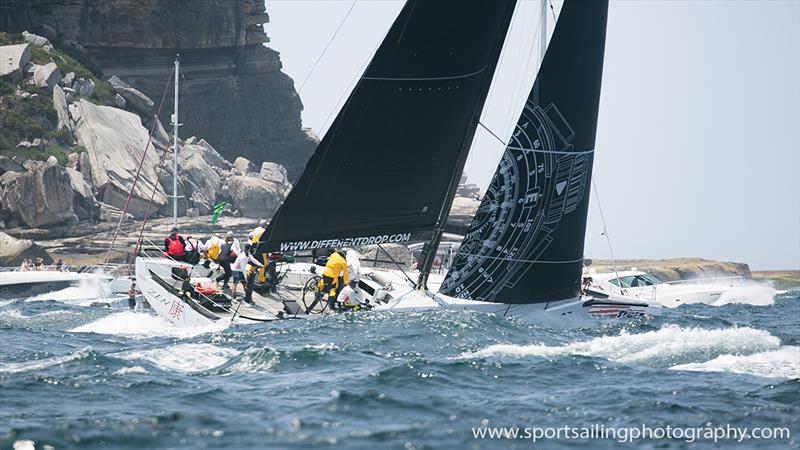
(135, 258, 284, 327)
(278, 262, 662, 327)
(589, 270, 775, 308)
(0, 270, 114, 302)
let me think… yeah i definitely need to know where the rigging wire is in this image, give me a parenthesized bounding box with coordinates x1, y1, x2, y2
(271, 0, 358, 137)
(591, 177, 623, 288)
(103, 68, 175, 265)
(221, 0, 360, 218)
(478, 121, 508, 147)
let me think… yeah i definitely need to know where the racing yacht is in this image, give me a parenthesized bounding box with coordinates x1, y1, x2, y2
(252, 0, 661, 326)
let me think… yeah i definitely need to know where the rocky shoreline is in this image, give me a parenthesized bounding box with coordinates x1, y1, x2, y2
(1, 31, 294, 234)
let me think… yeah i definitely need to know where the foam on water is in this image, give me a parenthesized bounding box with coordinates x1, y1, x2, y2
(113, 366, 149, 376)
(217, 347, 280, 375)
(70, 311, 228, 339)
(709, 285, 777, 306)
(0, 347, 92, 375)
(460, 325, 782, 367)
(670, 346, 800, 379)
(118, 343, 240, 373)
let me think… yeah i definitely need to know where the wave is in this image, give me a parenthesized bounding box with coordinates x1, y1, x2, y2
(117, 343, 240, 373)
(0, 347, 92, 375)
(671, 346, 800, 379)
(113, 366, 149, 376)
(70, 311, 228, 339)
(459, 325, 782, 368)
(216, 347, 280, 375)
(709, 285, 777, 306)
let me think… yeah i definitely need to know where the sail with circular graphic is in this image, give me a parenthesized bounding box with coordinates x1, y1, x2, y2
(440, 0, 609, 304)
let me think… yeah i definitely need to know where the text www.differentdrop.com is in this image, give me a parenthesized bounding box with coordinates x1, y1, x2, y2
(471, 424, 792, 444)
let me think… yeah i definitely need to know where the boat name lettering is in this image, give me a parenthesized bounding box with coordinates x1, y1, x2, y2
(279, 233, 412, 252)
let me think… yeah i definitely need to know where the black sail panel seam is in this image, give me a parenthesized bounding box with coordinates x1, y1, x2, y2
(362, 63, 491, 82)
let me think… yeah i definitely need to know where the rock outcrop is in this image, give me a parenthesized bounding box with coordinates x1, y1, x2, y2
(52, 85, 73, 133)
(1, 0, 318, 180)
(70, 99, 167, 218)
(0, 43, 30, 82)
(0, 231, 52, 265)
(0, 163, 76, 227)
(32, 61, 61, 91)
(227, 175, 286, 219)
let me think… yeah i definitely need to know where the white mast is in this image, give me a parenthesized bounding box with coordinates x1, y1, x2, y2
(171, 54, 181, 229)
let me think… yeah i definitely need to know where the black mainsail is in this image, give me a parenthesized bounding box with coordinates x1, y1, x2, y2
(257, 0, 518, 253)
(439, 0, 609, 303)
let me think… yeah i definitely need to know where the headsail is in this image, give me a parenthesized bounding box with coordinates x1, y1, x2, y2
(257, 0, 518, 253)
(440, 0, 609, 303)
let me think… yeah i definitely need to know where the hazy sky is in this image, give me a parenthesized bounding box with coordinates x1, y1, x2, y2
(265, 0, 800, 270)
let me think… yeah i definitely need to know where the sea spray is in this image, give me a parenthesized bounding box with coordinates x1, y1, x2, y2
(70, 311, 228, 338)
(459, 325, 781, 367)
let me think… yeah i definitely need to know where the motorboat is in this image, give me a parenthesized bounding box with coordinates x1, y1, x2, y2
(589, 269, 775, 308)
(0, 269, 114, 302)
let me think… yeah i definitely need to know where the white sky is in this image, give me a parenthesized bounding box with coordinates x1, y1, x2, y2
(265, 0, 800, 270)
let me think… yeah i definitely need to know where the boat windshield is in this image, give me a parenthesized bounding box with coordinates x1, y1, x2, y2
(608, 274, 664, 288)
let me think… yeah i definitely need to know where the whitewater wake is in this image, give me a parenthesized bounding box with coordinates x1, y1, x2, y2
(460, 325, 797, 379)
(0, 347, 92, 375)
(117, 343, 240, 373)
(70, 311, 228, 338)
(671, 346, 800, 379)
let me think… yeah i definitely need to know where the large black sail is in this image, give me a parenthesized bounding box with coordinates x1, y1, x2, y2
(258, 0, 518, 253)
(440, 0, 608, 303)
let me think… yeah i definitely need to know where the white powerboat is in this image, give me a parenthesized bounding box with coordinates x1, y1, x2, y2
(589, 270, 775, 308)
(0, 269, 114, 302)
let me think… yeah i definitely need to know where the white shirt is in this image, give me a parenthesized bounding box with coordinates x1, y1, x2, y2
(346, 250, 362, 282)
(232, 252, 263, 274)
(338, 285, 365, 306)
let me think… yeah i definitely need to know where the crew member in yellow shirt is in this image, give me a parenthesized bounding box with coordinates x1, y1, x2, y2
(307, 249, 349, 313)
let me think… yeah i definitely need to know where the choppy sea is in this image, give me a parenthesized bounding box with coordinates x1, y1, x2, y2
(1, 287, 798, 449)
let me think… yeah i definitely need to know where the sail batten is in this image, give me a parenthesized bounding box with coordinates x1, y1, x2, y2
(258, 0, 519, 253)
(440, 0, 609, 304)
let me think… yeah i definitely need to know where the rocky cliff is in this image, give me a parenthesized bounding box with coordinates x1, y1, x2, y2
(1, 32, 293, 231)
(0, 0, 316, 180)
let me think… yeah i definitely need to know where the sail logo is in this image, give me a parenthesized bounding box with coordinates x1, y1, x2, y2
(279, 233, 412, 252)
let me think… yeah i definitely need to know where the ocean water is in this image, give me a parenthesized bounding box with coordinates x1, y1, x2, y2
(1, 291, 798, 449)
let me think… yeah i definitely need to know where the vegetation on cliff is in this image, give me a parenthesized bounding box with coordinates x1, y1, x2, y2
(0, 32, 108, 162)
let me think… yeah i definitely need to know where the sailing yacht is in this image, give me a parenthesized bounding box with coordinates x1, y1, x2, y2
(134, 0, 521, 326)
(254, 0, 662, 326)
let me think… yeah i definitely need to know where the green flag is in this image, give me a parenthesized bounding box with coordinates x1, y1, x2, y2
(211, 201, 228, 224)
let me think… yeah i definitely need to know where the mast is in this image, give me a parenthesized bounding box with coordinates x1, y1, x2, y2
(257, 1, 518, 262)
(417, 3, 551, 291)
(171, 54, 180, 229)
(439, 0, 609, 304)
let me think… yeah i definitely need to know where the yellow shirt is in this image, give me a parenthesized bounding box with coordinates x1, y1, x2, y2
(322, 252, 349, 284)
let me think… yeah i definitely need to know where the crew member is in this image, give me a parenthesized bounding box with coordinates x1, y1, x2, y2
(164, 227, 186, 261)
(338, 279, 366, 312)
(204, 234, 223, 264)
(310, 249, 349, 312)
(215, 232, 238, 288)
(249, 220, 269, 283)
(231, 243, 263, 301)
(345, 248, 362, 283)
(128, 283, 138, 310)
(249, 219, 268, 243)
(184, 235, 202, 265)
